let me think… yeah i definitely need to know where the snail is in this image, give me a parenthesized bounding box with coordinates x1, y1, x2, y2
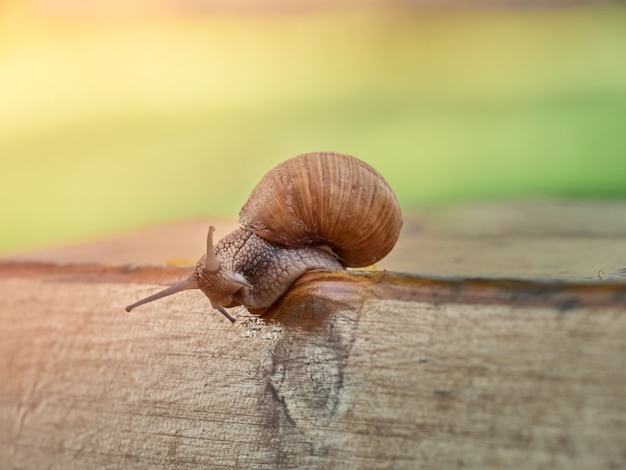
(126, 151, 402, 322)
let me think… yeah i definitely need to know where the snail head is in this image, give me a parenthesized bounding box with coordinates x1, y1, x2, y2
(125, 226, 251, 322)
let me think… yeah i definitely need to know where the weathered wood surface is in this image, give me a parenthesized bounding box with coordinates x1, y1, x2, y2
(1, 201, 626, 469)
(7, 201, 626, 280)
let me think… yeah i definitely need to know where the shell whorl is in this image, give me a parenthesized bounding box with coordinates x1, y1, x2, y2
(238, 152, 402, 267)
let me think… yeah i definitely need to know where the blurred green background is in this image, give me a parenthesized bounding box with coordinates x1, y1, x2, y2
(1, 1, 625, 254)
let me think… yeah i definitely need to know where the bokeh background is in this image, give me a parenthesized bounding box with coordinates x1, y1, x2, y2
(1, 0, 625, 254)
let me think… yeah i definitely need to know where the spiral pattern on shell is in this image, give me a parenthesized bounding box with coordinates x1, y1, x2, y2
(238, 151, 402, 267)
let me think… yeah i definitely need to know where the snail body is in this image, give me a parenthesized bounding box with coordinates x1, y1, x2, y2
(126, 152, 402, 322)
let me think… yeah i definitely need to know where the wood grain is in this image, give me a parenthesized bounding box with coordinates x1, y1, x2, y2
(1, 263, 625, 469)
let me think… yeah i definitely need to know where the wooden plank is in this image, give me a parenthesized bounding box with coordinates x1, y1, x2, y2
(1, 265, 625, 469)
(2, 201, 626, 468)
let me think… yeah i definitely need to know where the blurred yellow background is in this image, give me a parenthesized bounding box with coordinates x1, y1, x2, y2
(1, 1, 625, 254)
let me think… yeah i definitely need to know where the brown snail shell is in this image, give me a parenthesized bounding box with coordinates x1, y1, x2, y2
(239, 152, 402, 267)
